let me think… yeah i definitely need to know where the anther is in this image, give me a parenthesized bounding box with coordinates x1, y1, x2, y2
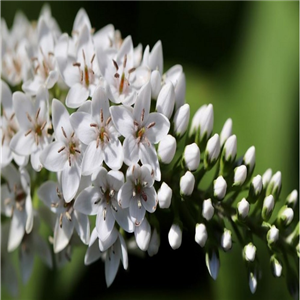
(128, 67, 136, 74)
(112, 59, 118, 71)
(58, 146, 65, 153)
(71, 131, 75, 138)
(2, 134, 5, 145)
(26, 113, 33, 123)
(73, 62, 81, 67)
(114, 73, 120, 78)
(65, 211, 72, 221)
(103, 207, 107, 221)
(59, 213, 63, 228)
(34, 65, 40, 74)
(35, 107, 41, 121)
(48, 52, 54, 56)
(141, 191, 147, 202)
(90, 123, 98, 127)
(82, 49, 86, 62)
(25, 129, 32, 136)
(141, 109, 145, 123)
(61, 126, 67, 138)
(96, 136, 100, 148)
(75, 149, 81, 154)
(91, 53, 95, 64)
(133, 121, 139, 127)
(35, 132, 39, 145)
(109, 190, 115, 198)
(100, 109, 103, 123)
(51, 202, 59, 208)
(10, 113, 15, 121)
(68, 156, 72, 167)
(41, 121, 47, 131)
(106, 117, 112, 125)
(31, 57, 38, 62)
(123, 54, 127, 68)
(147, 122, 155, 129)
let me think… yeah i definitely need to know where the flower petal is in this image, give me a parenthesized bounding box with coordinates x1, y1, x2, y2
(146, 112, 170, 144)
(61, 163, 81, 202)
(134, 217, 151, 251)
(12, 92, 33, 129)
(25, 194, 33, 233)
(129, 198, 146, 226)
(33, 234, 53, 268)
(105, 243, 121, 287)
(96, 204, 115, 241)
(66, 83, 89, 109)
(140, 143, 161, 181)
(74, 210, 90, 244)
(118, 233, 128, 270)
(10, 130, 35, 156)
(113, 207, 134, 233)
(104, 138, 123, 170)
(45, 70, 59, 89)
(98, 227, 118, 251)
(118, 182, 134, 209)
(133, 82, 151, 122)
(84, 237, 101, 265)
(123, 135, 139, 166)
(142, 187, 157, 213)
(81, 141, 104, 176)
(8, 209, 26, 252)
(110, 105, 134, 138)
(20, 238, 34, 283)
(30, 148, 43, 171)
(91, 85, 110, 122)
(74, 186, 102, 215)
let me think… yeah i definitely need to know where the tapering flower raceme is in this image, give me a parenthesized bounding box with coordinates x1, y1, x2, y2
(157, 134, 176, 164)
(195, 223, 207, 247)
(168, 223, 182, 250)
(10, 87, 51, 171)
(70, 85, 123, 174)
(111, 83, 170, 180)
(74, 167, 134, 241)
(40, 99, 84, 202)
(1, 80, 28, 168)
(37, 177, 91, 253)
(184, 143, 200, 171)
(180, 171, 195, 196)
(1, 164, 33, 252)
(118, 164, 158, 226)
(22, 16, 59, 95)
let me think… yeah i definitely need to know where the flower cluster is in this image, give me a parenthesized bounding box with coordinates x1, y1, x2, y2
(1, 6, 299, 299)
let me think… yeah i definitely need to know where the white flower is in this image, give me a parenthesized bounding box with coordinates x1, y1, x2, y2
(173, 104, 190, 137)
(184, 143, 200, 171)
(111, 83, 170, 180)
(118, 164, 158, 226)
(223, 135, 237, 163)
(168, 223, 182, 250)
(205, 134, 220, 167)
(74, 167, 134, 241)
(70, 86, 123, 174)
(221, 229, 232, 251)
(243, 146, 255, 174)
(147, 228, 160, 257)
(180, 171, 195, 196)
(22, 17, 59, 95)
(40, 99, 83, 202)
(243, 243, 256, 262)
(37, 177, 91, 253)
(157, 134, 176, 164)
(134, 217, 151, 251)
(237, 198, 250, 219)
(157, 182, 172, 209)
(220, 118, 232, 146)
(195, 223, 207, 247)
(1, 164, 33, 252)
(233, 165, 247, 186)
(0, 80, 28, 168)
(214, 176, 227, 200)
(156, 82, 175, 119)
(10, 87, 51, 171)
(205, 250, 220, 280)
(202, 198, 214, 221)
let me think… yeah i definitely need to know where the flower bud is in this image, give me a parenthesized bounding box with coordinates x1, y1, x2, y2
(205, 250, 220, 280)
(158, 134, 176, 164)
(173, 104, 190, 137)
(150, 70, 161, 99)
(195, 223, 207, 247)
(249, 271, 258, 294)
(243, 146, 255, 175)
(184, 143, 200, 171)
(262, 195, 275, 221)
(202, 198, 214, 221)
(249, 175, 262, 203)
(220, 118, 232, 146)
(286, 189, 298, 209)
(243, 242, 256, 262)
(221, 229, 232, 251)
(168, 223, 182, 250)
(157, 182, 172, 209)
(233, 165, 247, 187)
(267, 225, 279, 245)
(223, 135, 237, 163)
(266, 171, 282, 200)
(147, 228, 160, 257)
(262, 168, 272, 189)
(271, 255, 282, 277)
(204, 134, 220, 169)
(190, 104, 207, 135)
(180, 171, 195, 196)
(237, 198, 250, 219)
(213, 176, 227, 200)
(174, 72, 186, 109)
(156, 82, 175, 119)
(277, 205, 294, 227)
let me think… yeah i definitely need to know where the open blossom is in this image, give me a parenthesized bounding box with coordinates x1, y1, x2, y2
(74, 167, 133, 241)
(70, 85, 123, 174)
(10, 87, 51, 171)
(40, 99, 84, 202)
(37, 177, 91, 253)
(118, 164, 158, 226)
(1, 164, 33, 252)
(111, 83, 170, 181)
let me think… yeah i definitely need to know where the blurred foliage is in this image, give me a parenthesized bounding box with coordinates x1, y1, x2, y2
(1, 1, 298, 300)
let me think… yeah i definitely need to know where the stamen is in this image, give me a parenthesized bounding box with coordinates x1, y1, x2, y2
(147, 122, 155, 129)
(112, 205, 118, 212)
(35, 107, 41, 121)
(59, 213, 63, 228)
(103, 132, 109, 142)
(123, 54, 127, 68)
(96, 136, 100, 148)
(41, 121, 47, 131)
(106, 117, 112, 125)
(109, 190, 115, 198)
(35, 132, 39, 145)
(133, 120, 139, 127)
(137, 199, 142, 209)
(58, 146, 65, 153)
(4, 198, 11, 205)
(128, 67, 136, 74)
(51, 202, 59, 208)
(75, 149, 81, 154)
(73, 62, 81, 67)
(10, 113, 15, 121)
(71, 131, 75, 138)
(114, 73, 120, 78)
(25, 129, 32, 136)
(141, 191, 147, 202)
(2, 133, 5, 145)
(91, 53, 95, 64)
(68, 156, 71, 167)
(142, 181, 148, 188)
(141, 109, 145, 123)
(100, 109, 103, 123)
(31, 57, 38, 61)
(48, 52, 54, 56)
(94, 198, 101, 205)
(26, 113, 33, 123)
(144, 137, 151, 147)
(82, 49, 86, 62)
(16, 201, 23, 211)
(133, 190, 136, 197)
(2, 109, 8, 120)
(90, 123, 98, 127)
(112, 59, 118, 71)
(34, 65, 40, 74)
(103, 207, 107, 221)
(80, 70, 83, 82)
(61, 126, 67, 138)
(65, 211, 72, 221)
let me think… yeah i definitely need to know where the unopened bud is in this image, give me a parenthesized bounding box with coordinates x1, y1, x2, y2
(249, 175, 262, 203)
(184, 143, 200, 171)
(220, 118, 232, 146)
(270, 255, 282, 278)
(168, 223, 182, 250)
(243, 146, 255, 175)
(202, 198, 214, 221)
(147, 228, 160, 257)
(180, 171, 195, 196)
(221, 229, 232, 251)
(205, 250, 220, 280)
(195, 223, 207, 247)
(277, 205, 294, 227)
(262, 195, 275, 221)
(233, 165, 247, 187)
(204, 134, 220, 169)
(156, 82, 175, 119)
(222, 135, 237, 167)
(173, 104, 190, 137)
(286, 189, 298, 209)
(174, 72, 186, 109)
(262, 168, 272, 189)
(214, 176, 227, 200)
(158, 182, 172, 209)
(266, 171, 282, 200)
(237, 198, 250, 219)
(267, 225, 279, 245)
(249, 271, 258, 294)
(150, 70, 161, 99)
(158, 134, 176, 164)
(243, 242, 256, 262)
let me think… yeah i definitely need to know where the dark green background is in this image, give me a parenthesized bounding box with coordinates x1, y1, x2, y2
(1, 1, 299, 300)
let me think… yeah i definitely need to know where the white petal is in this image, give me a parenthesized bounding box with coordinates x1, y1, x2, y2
(74, 210, 90, 244)
(129, 198, 146, 226)
(140, 143, 161, 181)
(37, 181, 60, 210)
(134, 217, 151, 251)
(30, 148, 43, 171)
(33, 234, 53, 268)
(133, 82, 151, 122)
(130, 66, 151, 89)
(20, 241, 34, 283)
(1, 80, 13, 114)
(8, 209, 26, 252)
(96, 204, 115, 241)
(149, 40, 163, 74)
(22, 77, 44, 96)
(104, 138, 123, 170)
(156, 82, 175, 119)
(10, 130, 35, 156)
(107, 170, 124, 191)
(91, 85, 110, 121)
(66, 83, 89, 109)
(146, 113, 170, 144)
(105, 245, 121, 287)
(40, 141, 68, 172)
(123, 135, 139, 166)
(81, 141, 104, 175)
(113, 207, 134, 233)
(142, 187, 157, 213)
(25, 194, 33, 233)
(110, 106, 134, 138)
(12, 91, 33, 129)
(98, 227, 118, 252)
(45, 70, 59, 89)
(118, 182, 134, 209)
(1, 184, 14, 217)
(75, 186, 102, 215)
(84, 238, 101, 265)
(61, 163, 81, 202)
(38, 17, 54, 54)
(118, 233, 128, 270)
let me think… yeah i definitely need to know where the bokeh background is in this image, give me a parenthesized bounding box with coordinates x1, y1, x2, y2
(1, 1, 299, 300)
